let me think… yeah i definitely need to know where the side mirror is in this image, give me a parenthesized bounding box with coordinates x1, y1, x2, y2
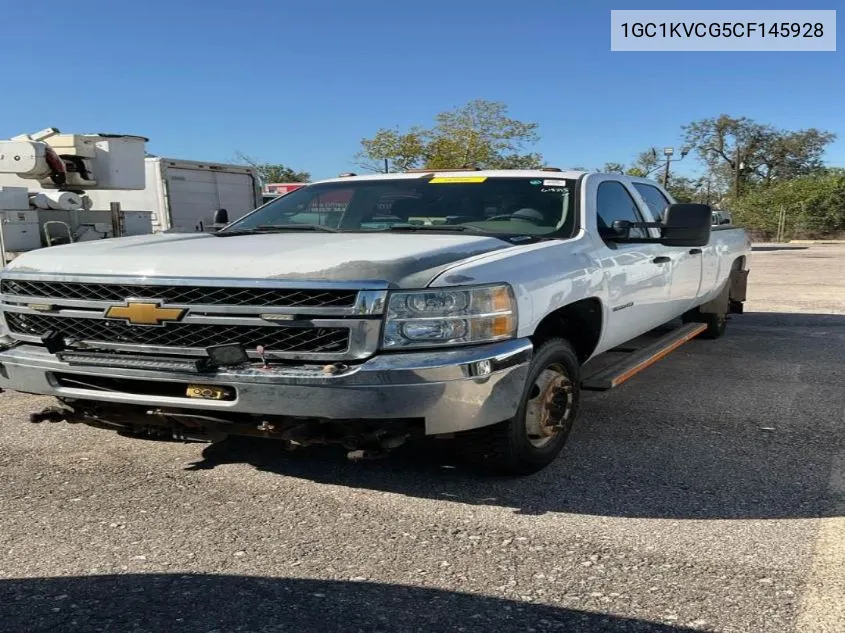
(213, 208, 229, 225)
(609, 220, 633, 237)
(661, 203, 712, 247)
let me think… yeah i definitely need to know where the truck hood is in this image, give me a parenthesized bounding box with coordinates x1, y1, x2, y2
(4, 232, 514, 288)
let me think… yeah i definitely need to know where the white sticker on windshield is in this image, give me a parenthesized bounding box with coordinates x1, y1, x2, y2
(543, 179, 567, 186)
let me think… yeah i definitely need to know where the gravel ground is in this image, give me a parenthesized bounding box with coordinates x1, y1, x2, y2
(0, 244, 843, 633)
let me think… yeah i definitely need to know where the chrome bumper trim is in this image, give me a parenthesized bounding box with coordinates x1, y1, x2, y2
(0, 290, 388, 317)
(2, 312, 380, 362)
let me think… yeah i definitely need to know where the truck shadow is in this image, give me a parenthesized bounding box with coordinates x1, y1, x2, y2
(0, 573, 702, 633)
(187, 312, 844, 521)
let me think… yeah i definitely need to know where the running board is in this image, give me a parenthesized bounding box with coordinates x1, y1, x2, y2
(581, 323, 708, 391)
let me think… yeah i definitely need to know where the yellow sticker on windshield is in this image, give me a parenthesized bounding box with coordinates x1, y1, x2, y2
(428, 176, 488, 183)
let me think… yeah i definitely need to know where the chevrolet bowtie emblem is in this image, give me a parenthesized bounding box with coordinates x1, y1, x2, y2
(104, 301, 186, 326)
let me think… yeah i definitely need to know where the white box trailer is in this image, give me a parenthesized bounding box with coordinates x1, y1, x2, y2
(84, 157, 262, 232)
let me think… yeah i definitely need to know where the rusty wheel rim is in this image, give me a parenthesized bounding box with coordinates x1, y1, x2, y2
(524, 363, 574, 448)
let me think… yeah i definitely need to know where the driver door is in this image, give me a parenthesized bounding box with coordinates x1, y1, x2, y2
(592, 178, 672, 350)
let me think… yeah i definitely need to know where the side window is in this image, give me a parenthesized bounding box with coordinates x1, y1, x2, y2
(632, 183, 671, 221)
(596, 181, 648, 239)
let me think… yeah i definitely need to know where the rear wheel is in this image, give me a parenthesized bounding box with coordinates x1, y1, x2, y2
(683, 308, 727, 339)
(459, 338, 581, 476)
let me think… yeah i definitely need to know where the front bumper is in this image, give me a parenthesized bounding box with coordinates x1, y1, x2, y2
(0, 339, 533, 435)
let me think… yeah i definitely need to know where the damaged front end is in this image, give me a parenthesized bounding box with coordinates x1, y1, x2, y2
(0, 273, 534, 450)
(29, 398, 424, 460)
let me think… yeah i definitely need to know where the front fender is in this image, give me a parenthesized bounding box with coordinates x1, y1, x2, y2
(427, 237, 604, 339)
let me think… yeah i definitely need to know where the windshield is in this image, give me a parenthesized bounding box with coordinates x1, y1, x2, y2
(220, 176, 577, 237)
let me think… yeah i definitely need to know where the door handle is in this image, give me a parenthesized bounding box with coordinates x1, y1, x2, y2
(652, 256, 671, 264)
(689, 248, 702, 255)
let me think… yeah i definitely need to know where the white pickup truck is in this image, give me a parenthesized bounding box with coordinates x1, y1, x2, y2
(0, 169, 751, 475)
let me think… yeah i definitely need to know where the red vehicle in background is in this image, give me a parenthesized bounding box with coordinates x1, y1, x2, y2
(262, 183, 307, 203)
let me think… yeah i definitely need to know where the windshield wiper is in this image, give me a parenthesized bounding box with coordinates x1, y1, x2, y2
(216, 224, 339, 236)
(256, 224, 339, 232)
(382, 224, 480, 233)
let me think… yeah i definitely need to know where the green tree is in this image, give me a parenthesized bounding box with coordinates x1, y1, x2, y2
(682, 115, 836, 197)
(234, 152, 310, 184)
(732, 170, 845, 240)
(625, 149, 661, 177)
(664, 175, 703, 203)
(600, 149, 661, 177)
(485, 152, 545, 170)
(357, 127, 427, 172)
(355, 99, 543, 172)
(602, 162, 626, 174)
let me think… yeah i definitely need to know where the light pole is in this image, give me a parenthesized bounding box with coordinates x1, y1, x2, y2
(661, 146, 690, 187)
(732, 147, 747, 199)
(662, 147, 674, 187)
(643, 146, 690, 186)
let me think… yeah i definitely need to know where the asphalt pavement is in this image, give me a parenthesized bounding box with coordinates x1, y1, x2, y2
(0, 244, 843, 633)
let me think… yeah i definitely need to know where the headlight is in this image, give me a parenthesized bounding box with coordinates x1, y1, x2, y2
(382, 283, 517, 349)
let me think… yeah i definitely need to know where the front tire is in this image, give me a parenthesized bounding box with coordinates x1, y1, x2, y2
(459, 338, 581, 476)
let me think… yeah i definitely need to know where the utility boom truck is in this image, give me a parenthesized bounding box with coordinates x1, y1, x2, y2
(0, 168, 751, 475)
(0, 128, 153, 264)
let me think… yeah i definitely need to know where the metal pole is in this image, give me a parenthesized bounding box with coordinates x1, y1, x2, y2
(781, 207, 785, 242)
(384, 158, 389, 174)
(662, 158, 670, 188)
(782, 205, 788, 242)
(0, 212, 7, 269)
(110, 202, 122, 238)
(734, 147, 741, 198)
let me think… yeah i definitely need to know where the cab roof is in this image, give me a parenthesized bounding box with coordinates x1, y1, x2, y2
(316, 168, 589, 185)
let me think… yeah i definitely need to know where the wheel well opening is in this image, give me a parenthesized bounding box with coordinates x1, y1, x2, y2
(531, 298, 603, 363)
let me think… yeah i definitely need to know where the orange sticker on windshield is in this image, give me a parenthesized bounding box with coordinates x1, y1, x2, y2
(428, 176, 488, 183)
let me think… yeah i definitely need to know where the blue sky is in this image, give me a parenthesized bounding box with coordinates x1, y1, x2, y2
(1, 0, 840, 180)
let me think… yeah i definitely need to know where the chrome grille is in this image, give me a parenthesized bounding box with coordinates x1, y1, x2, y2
(0, 279, 357, 308)
(5, 313, 350, 354)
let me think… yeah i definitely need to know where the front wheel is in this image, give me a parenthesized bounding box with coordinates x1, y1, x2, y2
(458, 338, 581, 476)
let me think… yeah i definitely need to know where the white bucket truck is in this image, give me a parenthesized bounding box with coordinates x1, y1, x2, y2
(0, 128, 154, 264)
